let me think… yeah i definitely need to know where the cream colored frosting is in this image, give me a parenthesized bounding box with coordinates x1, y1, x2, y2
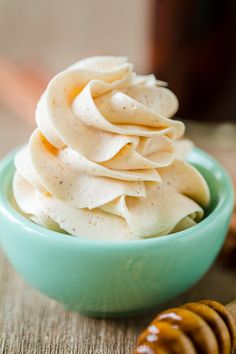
(13, 56, 210, 240)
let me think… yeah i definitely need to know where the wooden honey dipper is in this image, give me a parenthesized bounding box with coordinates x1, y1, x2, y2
(134, 299, 236, 354)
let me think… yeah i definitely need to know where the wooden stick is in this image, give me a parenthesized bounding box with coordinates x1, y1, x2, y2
(134, 299, 236, 354)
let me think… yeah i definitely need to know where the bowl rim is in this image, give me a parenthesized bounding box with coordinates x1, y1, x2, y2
(0, 147, 234, 249)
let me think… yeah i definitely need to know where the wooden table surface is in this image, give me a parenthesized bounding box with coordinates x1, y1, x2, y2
(0, 109, 236, 353)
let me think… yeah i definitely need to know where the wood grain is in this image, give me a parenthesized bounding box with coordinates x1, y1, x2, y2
(2, 246, 236, 354)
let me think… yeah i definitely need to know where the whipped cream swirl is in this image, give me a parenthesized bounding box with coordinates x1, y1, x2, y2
(13, 56, 210, 240)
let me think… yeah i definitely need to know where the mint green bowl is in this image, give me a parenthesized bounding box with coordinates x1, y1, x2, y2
(0, 148, 234, 318)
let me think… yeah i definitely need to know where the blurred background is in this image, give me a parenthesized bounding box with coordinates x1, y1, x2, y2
(0, 0, 236, 179)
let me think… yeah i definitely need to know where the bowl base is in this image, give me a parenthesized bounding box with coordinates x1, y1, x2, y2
(63, 305, 156, 319)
